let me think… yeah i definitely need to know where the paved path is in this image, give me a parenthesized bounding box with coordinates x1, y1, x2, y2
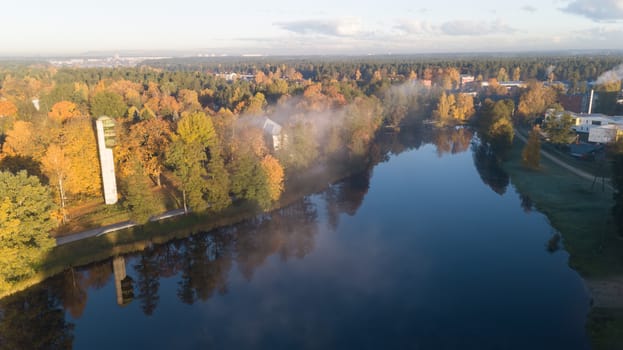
(514, 131, 613, 190)
(55, 208, 187, 246)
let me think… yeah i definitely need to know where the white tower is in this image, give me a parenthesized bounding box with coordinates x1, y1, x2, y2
(96, 116, 118, 204)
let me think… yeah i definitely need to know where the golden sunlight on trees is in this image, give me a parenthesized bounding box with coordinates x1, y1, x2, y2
(62, 117, 102, 198)
(48, 101, 81, 123)
(41, 144, 70, 222)
(518, 81, 556, 122)
(0, 171, 56, 293)
(2, 121, 45, 160)
(0, 100, 18, 118)
(261, 155, 284, 202)
(127, 118, 173, 187)
(522, 127, 541, 169)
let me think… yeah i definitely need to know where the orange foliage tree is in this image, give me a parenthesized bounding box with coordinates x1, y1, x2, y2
(0, 100, 18, 118)
(48, 101, 81, 123)
(260, 155, 284, 202)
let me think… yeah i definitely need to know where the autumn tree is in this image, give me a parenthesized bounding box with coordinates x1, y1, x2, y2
(0, 100, 18, 118)
(41, 144, 69, 222)
(61, 117, 102, 198)
(1, 120, 48, 166)
(433, 91, 453, 123)
(0, 171, 56, 292)
(177, 89, 201, 114)
(245, 92, 267, 116)
(126, 118, 173, 186)
(517, 81, 556, 123)
(48, 101, 81, 123)
(522, 127, 541, 169)
(512, 67, 521, 81)
(454, 93, 475, 122)
(260, 155, 284, 203)
(90, 91, 127, 118)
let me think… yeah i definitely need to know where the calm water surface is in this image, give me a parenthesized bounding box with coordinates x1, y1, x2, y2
(0, 128, 590, 349)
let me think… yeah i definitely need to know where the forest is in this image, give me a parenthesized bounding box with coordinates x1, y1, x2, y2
(1, 53, 622, 293)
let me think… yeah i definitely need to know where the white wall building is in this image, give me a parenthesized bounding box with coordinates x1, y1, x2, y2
(96, 116, 118, 204)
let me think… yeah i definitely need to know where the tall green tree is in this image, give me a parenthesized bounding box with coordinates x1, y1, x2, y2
(166, 139, 208, 213)
(121, 160, 159, 224)
(90, 91, 127, 118)
(544, 112, 574, 145)
(0, 171, 57, 292)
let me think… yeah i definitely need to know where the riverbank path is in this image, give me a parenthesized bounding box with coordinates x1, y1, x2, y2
(55, 208, 187, 246)
(514, 131, 613, 190)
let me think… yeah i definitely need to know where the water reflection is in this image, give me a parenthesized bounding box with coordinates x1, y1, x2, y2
(0, 126, 590, 349)
(472, 140, 510, 195)
(0, 281, 75, 349)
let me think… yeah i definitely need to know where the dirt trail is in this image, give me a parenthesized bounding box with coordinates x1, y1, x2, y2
(514, 131, 613, 190)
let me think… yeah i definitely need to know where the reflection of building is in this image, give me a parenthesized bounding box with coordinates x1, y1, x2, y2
(113, 256, 134, 306)
(96, 116, 118, 204)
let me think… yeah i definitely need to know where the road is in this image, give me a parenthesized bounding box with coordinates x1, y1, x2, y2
(514, 131, 612, 190)
(55, 208, 187, 246)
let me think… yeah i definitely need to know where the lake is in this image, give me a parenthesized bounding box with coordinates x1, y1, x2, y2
(0, 127, 591, 349)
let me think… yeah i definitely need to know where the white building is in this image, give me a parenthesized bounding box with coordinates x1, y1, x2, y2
(262, 117, 284, 151)
(96, 116, 118, 204)
(588, 124, 623, 143)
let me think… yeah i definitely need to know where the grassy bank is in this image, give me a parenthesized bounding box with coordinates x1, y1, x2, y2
(503, 137, 622, 278)
(504, 135, 623, 349)
(0, 157, 367, 299)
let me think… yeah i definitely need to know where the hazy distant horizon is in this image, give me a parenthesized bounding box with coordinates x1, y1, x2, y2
(2, 48, 623, 60)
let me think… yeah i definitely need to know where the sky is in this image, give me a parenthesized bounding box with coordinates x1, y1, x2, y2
(1, 0, 623, 56)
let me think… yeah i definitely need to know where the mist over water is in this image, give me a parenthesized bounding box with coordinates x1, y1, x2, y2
(0, 127, 590, 350)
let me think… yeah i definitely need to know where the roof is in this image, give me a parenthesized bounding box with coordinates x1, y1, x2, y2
(262, 117, 282, 136)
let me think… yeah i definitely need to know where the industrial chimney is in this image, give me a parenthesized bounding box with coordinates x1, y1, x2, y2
(588, 89, 594, 114)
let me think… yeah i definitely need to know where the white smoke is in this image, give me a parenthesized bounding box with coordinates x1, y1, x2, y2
(546, 65, 556, 76)
(596, 64, 623, 86)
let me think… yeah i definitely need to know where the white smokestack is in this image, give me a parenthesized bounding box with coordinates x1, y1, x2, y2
(588, 89, 594, 114)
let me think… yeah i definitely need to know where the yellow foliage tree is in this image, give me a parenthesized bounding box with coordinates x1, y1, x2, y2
(41, 144, 70, 222)
(1, 121, 46, 160)
(62, 117, 102, 197)
(260, 155, 284, 202)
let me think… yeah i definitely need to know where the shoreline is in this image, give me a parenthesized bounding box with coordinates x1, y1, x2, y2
(0, 157, 371, 299)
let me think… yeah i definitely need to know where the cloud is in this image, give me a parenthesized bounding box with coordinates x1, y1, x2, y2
(394, 19, 437, 35)
(521, 5, 538, 13)
(275, 18, 363, 37)
(561, 0, 623, 21)
(440, 20, 515, 36)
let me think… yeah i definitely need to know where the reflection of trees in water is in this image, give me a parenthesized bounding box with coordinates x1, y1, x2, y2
(177, 234, 233, 305)
(235, 198, 318, 280)
(472, 141, 510, 195)
(2, 124, 507, 323)
(519, 193, 533, 213)
(325, 171, 372, 230)
(135, 249, 161, 315)
(0, 281, 75, 349)
(432, 127, 474, 157)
